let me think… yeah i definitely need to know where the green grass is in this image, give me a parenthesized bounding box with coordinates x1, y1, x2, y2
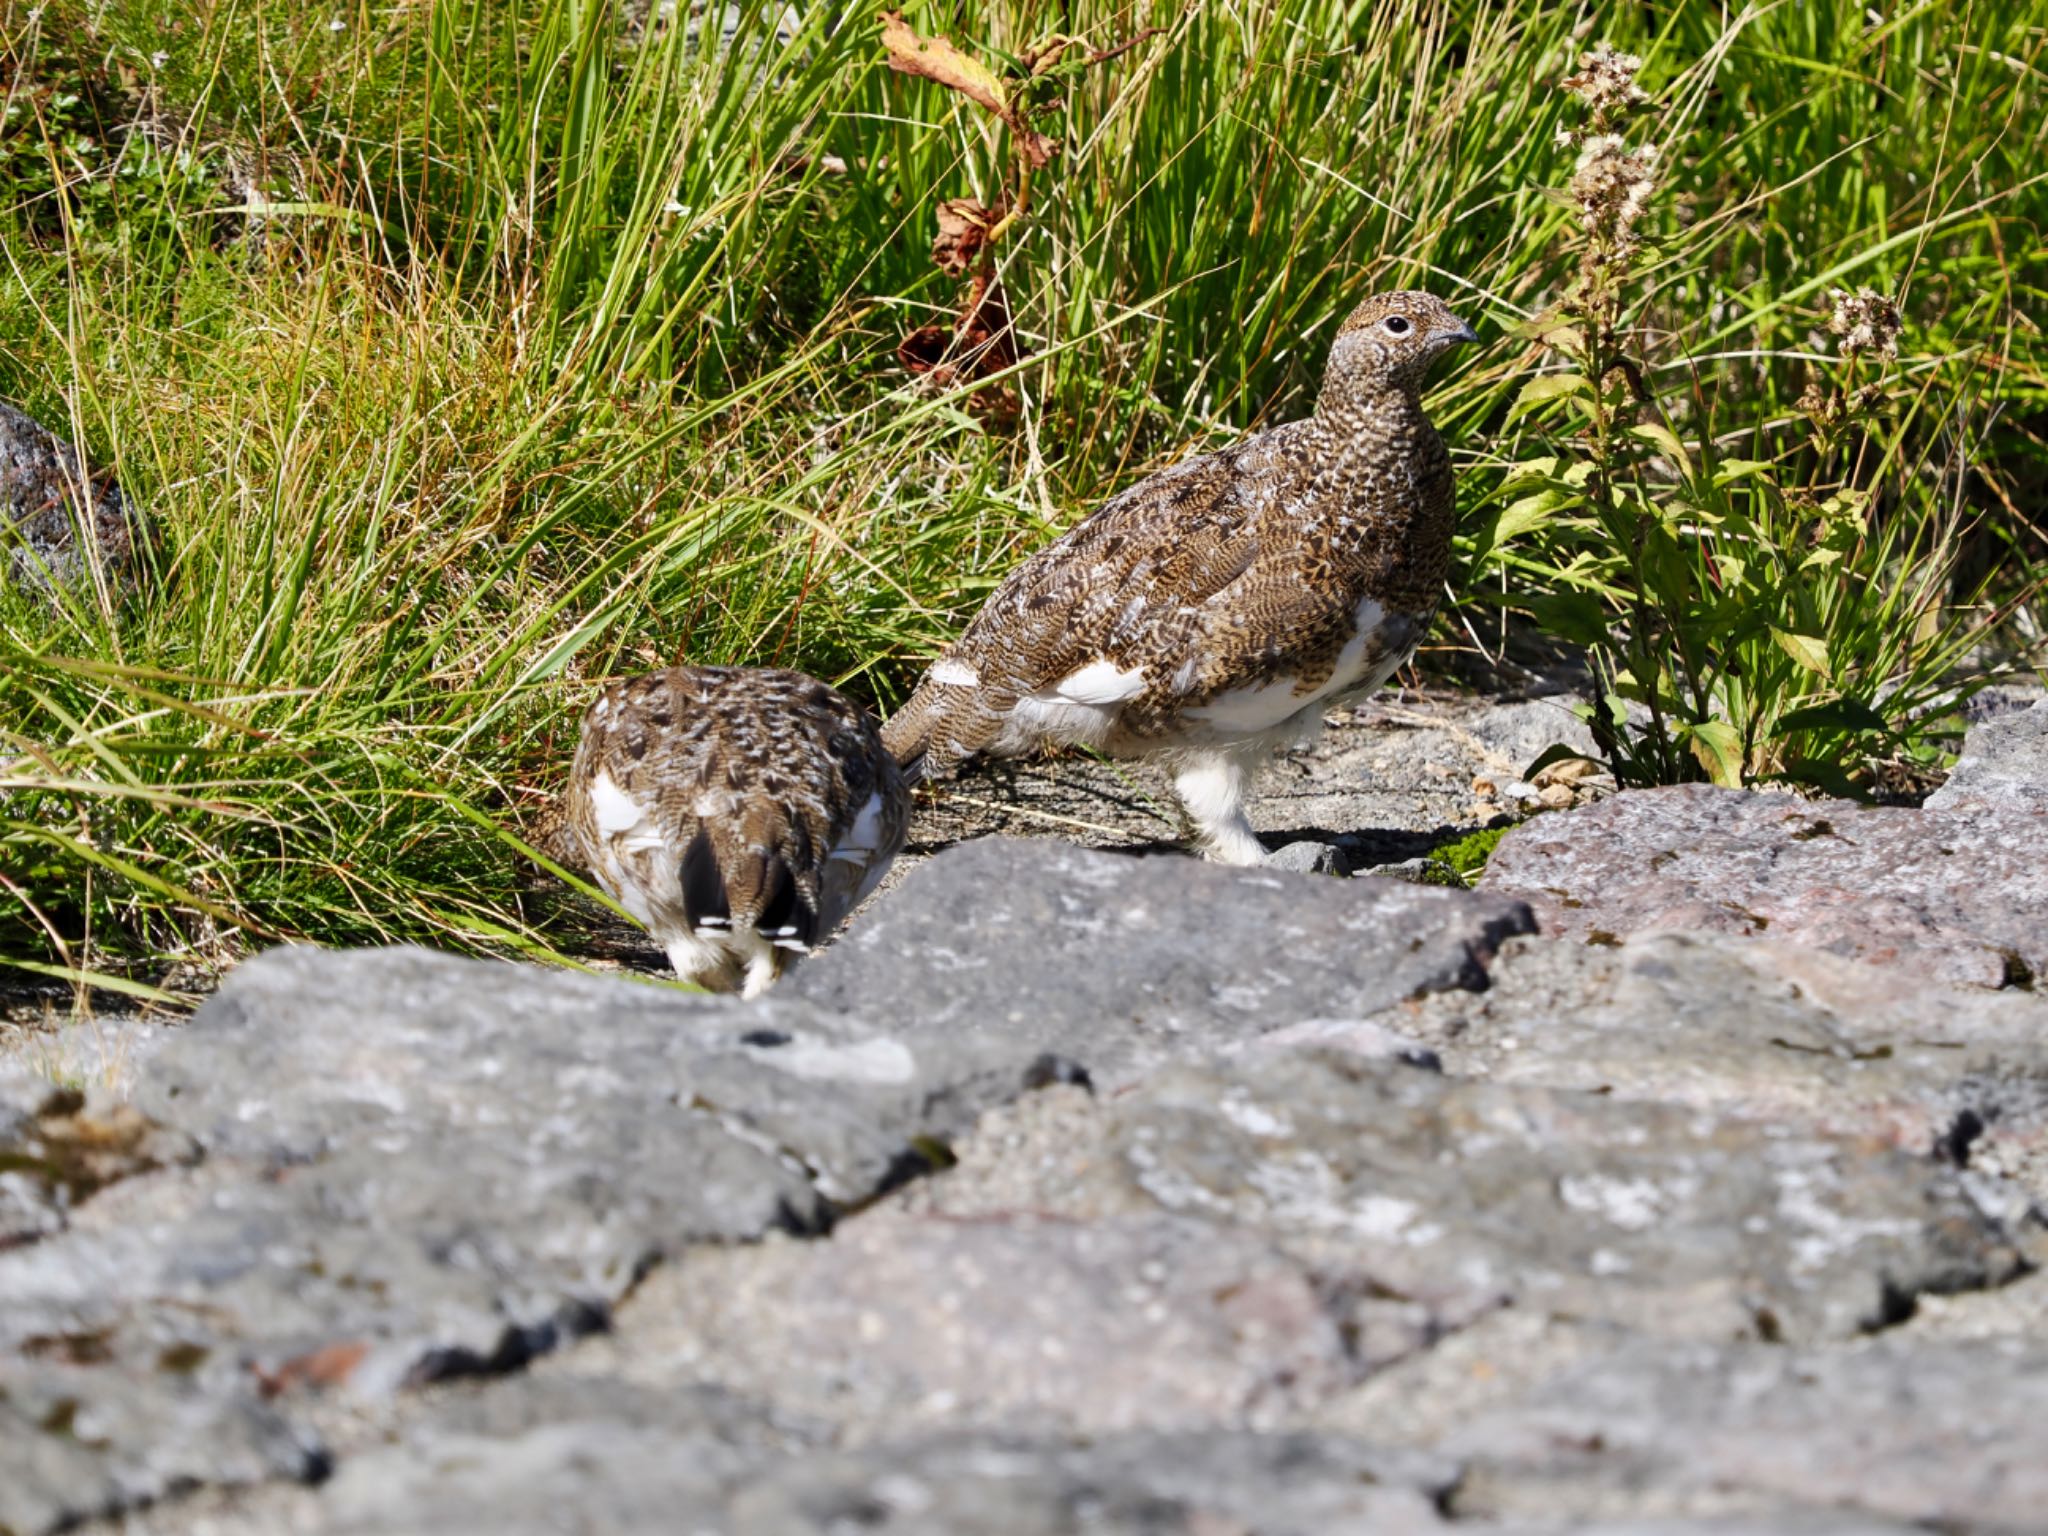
(2, 0, 2043, 1000)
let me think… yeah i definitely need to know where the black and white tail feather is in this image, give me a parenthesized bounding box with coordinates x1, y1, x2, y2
(561, 666, 909, 996)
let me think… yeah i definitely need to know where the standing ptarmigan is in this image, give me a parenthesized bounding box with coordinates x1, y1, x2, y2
(882, 290, 1479, 864)
(560, 666, 908, 996)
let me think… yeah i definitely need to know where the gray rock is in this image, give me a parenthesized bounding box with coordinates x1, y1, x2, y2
(0, 944, 1050, 1532)
(0, 1356, 325, 1536)
(1, 400, 137, 594)
(1261, 838, 1353, 875)
(1406, 930, 2048, 1204)
(1444, 1335, 2048, 1528)
(314, 1408, 1455, 1536)
(575, 1204, 1365, 1435)
(1927, 695, 2048, 817)
(0, 1067, 196, 1248)
(1028, 1056, 2025, 1342)
(1456, 695, 1602, 773)
(593, 1055, 2028, 1438)
(716, 1430, 1457, 1536)
(1481, 783, 2048, 986)
(791, 838, 1536, 1086)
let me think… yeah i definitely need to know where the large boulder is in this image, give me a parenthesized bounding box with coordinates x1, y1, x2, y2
(585, 1049, 2028, 1441)
(0, 847, 1540, 1534)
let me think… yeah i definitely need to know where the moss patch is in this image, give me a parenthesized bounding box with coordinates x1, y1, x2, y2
(1414, 822, 1517, 888)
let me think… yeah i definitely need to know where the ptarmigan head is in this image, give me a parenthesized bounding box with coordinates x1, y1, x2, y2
(1319, 290, 1479, 408)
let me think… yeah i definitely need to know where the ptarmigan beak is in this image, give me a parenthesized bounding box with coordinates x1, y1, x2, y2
(1437, 316, 1480, 346)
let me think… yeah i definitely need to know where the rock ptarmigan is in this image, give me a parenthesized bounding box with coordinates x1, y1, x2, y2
(560, 666, 908, 995)
(882, 290, 1479, 864)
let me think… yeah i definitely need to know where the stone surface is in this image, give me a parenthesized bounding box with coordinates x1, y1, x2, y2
(1444, 1335, 2048, 1528)
(1482, 782, 2048, 986)
(1403, 930, 2048, 1203)
(790, 837, 1535, 1086)
(0, 1066, 196, 1249)
(590, 1054, 2027, 1439)
(0, 400, 137, 594)
(319, 1417, 1456, 1536)
(1926, 694, 2048, 817)
(0, 943, 1043, 1532)
(14, 776, 2048, 1536)
(0, 1356, 325, 1536)
(906, 1056, 2030, 1346)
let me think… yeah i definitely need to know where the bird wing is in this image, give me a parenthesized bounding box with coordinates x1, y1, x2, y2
(943, 422, 1368, 721)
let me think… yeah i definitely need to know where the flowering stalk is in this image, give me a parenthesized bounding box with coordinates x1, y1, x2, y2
(1550, 44, 1684, 777)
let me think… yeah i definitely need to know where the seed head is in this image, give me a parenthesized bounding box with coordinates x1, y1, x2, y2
(1827, 288, 1902, 361)
(1562, 44, 1651, 120)
(1571, 135, 1659, 254)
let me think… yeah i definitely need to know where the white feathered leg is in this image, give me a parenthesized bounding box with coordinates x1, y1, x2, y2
(1173, 748, 1270, 865)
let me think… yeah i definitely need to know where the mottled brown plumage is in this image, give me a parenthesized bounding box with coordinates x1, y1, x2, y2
(561, 666, 908, 995)
(883, 290, 1478, 863)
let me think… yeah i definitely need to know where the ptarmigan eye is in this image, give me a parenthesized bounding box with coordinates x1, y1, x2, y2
(1383, 315, 1411, 335)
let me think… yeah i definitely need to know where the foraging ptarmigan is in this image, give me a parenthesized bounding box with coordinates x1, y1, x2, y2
(883, 290, 1479, 864)
(560, 665, 908, 996)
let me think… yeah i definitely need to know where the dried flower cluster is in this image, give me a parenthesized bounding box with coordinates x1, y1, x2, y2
(1554, 44, 1659, 286)
(1828, 287, 1903, 360)
(1562, 44, 1652, 120)
(1570, 135, 1659, 263)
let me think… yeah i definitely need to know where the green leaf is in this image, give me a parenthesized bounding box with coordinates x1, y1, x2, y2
(1712, 458, 1775, 486)
(1510, 373, 1590, 417)
(1522, 593, 1610, 649)
(1496, 489, 1572, 542)
(1771, 629, 1830, 674)
(1715, 554, 1749, 588)
(1627, 422, 1692, 473)
(1685, 720, 1746, 787)
(1499, 455, 1559, 487)
(1779, 697, 1891, 736)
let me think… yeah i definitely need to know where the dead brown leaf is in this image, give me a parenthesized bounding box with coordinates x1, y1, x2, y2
(254, 1340, 369, 1398)
(879, 11, 1057, 167)
(931, 197, 1005, 276)
(898, 274, 1022, 421)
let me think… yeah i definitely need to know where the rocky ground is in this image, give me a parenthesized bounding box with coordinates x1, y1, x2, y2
(3, 686, 2046, 1535)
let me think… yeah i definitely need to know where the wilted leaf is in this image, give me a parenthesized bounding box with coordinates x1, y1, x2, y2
(898, 274, 1021, 421)
(880, 12, 1006, 113)
(1523, 742, 1608, 781)
(931, 197, 1004, 275)
(1685, 719, 1746, 787)
(1771, 628, 1830, 674)
(880, 12, 1058, 167)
